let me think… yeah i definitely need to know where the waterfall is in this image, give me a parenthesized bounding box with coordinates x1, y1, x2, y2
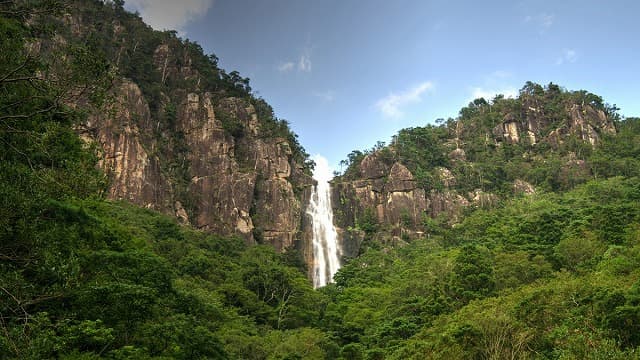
(307, 155, 342, 288)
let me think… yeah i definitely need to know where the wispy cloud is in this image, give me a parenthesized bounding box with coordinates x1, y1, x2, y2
(375, 82, 434, 119)
(313, 90, 335, 102)
(486, 70, 512, 80)
(278, 62, 295, 72)
(540, 13, 555, 28)
(524, 12, 555, 33)
(556, 49, 578, 65)
(278, 48, 312, 73)
(298, 51, 312, 72)
(126, 0, 214, 35)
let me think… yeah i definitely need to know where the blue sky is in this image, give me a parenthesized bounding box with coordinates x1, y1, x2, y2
(126, 0, 639, 170)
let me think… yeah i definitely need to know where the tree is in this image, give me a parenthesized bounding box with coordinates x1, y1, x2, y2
(452, 245, 495, 303)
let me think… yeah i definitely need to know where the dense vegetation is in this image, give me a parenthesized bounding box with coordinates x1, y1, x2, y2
(1, 196, 332, 358)
(325, 176, 640, 359)
(1, 1, 322, 358)
(2, 0, 640, 359)
(326, 83, 640, 357)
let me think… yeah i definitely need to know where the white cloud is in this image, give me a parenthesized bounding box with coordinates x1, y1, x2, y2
(487, 70, 512, 79)
(313, 90, 335, 102)
(524, 12, 555, 33)
(540, 13, 555, 29)
(298, 52, 312, 72)
(556, 49, 578, 65)
(278, 48, 312, 73)
(278, 62, 295, 72)
(469, 87, 518, 102)
(126, 0, 214, 34)
(468, 70, 517, 103)
(375, 82, 433, 119)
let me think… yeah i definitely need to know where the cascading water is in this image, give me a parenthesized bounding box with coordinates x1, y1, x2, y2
(307, 155, 342, 288)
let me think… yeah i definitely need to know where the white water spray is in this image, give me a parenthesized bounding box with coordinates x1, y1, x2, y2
(307, 155, 342, 288)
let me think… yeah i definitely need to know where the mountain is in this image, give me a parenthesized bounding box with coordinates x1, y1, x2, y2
(2, 0, 640, 359)
(79, 1, 316, 247)
(26, 0, 318, 262)
(333, 82, 638, 256)
(323, 86, 640, 358)
(1, 1, 323, 358)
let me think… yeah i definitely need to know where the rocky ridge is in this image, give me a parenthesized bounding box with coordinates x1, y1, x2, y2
(332, 98, 618, 254)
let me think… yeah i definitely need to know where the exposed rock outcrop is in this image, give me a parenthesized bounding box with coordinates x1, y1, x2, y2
(513, 179, 535, 195)
(332, 153, 478, 254)
(448, 148, 466, 162)
(492, 104, 616, 147)
(82, 80, 171, 209)
(80, 40, 314, 256)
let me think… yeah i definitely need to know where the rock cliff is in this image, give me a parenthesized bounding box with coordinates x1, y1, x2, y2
(332, 154, 466, 254)
(332, 92, 617, 254)
(493, 103, 616, 146)
(63, 2, 315, 256)
(84, 78, 314, 250)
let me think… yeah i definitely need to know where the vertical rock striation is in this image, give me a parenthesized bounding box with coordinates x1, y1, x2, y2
(80, 42, 314, 255)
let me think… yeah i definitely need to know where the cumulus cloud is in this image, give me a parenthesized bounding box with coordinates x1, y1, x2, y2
(556, 49, 578, 65)
(126, 0, 214, 34)
(375, 82, 433, 119)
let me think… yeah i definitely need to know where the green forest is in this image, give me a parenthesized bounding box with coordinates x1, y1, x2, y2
(2, 0, 640, 359)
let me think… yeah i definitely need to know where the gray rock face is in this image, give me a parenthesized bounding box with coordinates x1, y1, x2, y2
(386, 163, 416, 192)
(83, 80, 171, 210)
(492, 104, 616, 147)
(82, 44, 314, 257)
(332, 153, 475, 254)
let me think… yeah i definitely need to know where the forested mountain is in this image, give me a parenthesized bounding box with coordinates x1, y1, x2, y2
(332, 82, 638, 255)
(2, 0, 640, 359)
(1, 0, 321, 358)
(6, 0, 317, 256)
(322, 82, 640, 359)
